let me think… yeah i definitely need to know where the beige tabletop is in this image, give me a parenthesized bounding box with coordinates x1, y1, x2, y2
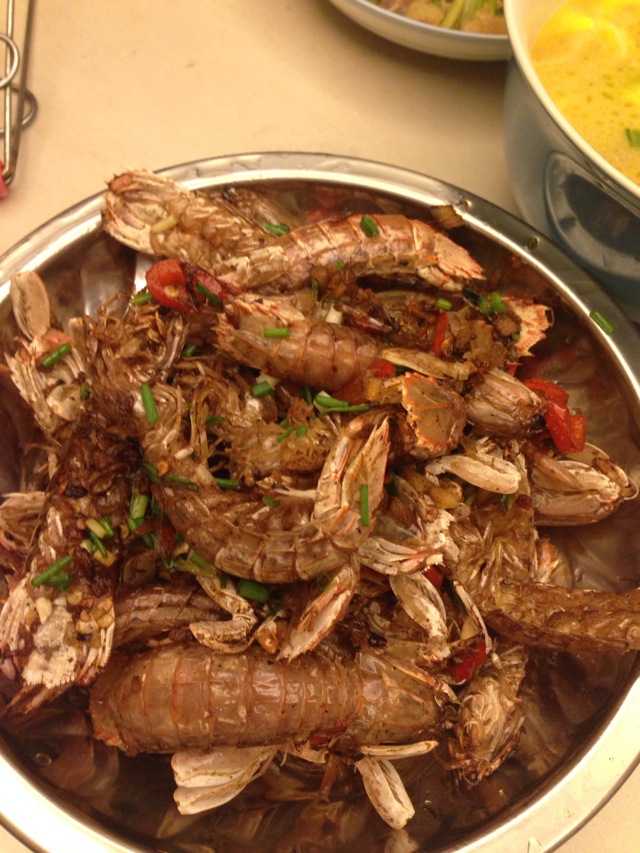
(0, 1, 638, 851)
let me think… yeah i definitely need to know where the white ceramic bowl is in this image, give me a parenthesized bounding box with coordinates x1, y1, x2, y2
(504, 0, 640, 322)
(328, 0, 511, 61)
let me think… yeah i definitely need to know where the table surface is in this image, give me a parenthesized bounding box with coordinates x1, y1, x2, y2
(0, 2, 637, 851)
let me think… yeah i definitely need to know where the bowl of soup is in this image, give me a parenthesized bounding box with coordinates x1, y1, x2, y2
(504, 0, 640, 321)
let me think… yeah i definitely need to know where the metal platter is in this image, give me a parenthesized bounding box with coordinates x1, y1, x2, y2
(0, 152, 639, 853)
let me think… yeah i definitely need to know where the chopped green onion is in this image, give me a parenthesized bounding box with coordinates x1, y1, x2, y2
(214, 477, 240, 490)
(360, 214, 380, 238)
(89, 530, 108, 558)
(130, 291, 154, 305)
(336, 259, 346, 270)
(181, 343, 198, 358)
(262, 494, 280, 508)
(277, 426, 293, 443)
(314, 394, 351, 409)
(589, 310, 616, 335)
(479, 291, 507, 316)
(99, 517, 115, 537)
(301, 386, 314, 405)
(127, 516, 146, 532)
(279, 418, 289, 428)
(195, 282, 223, 306)
(79, 385, 91, 401)
(86, 517, 107, 539)
(41, 342, 72, 369)
(263, 327, 291, 338)
(252, 380, 275, 397)
(296, 424, 308, 437)
(263, 222, 290, 236)
(311, 278, 320, 298)
(142, 462, 162, 484)
(360, 483, 370, 527)
(140, 383, 159, 425)
(237, 578, 270, 603)
(314, 394, 370, 414)
(188, 551, 211, 571)
(129, 493, 149, 520)
(206, 415, 224, 426)
(162, 474, 200, 491)
(436, 297, 452, 311)
(220, 572, 228, 589)
(625, 128, 640, 148)
(500, 493, 514, 513)
(32, 555, 74, 589)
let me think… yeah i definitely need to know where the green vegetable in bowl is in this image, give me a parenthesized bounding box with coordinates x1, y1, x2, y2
(370, 0, 506, 33)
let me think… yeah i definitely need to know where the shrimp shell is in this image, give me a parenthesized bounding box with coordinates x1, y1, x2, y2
(89, 644, 448, 755)
(215, 214, 484, 292)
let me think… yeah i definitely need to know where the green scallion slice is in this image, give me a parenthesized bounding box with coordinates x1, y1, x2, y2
(181, 343, 198, 358)
(41, 342, 72, 369)
(360, 483, 370, 527)
(129, 493, 149, 520)
(214, 477, 240, 490)
(140, 383, 159, 425)
(206, 415, 224, 426)
(296, 424, 308, 437)
(237, 578, 270, 603)
(99, 517, 115, 537)
(130, 291, 154, 305)
(625, 128, 640, 148)
(589, 310, 616, 335)
(195, 282, 223, 306)
(89, 530, 108, 558)
(32, 555, 74, 589)
(262, 494, 280, 508)
(252, 380, 275, 397)
(277, 426, 293, 443)
(263, 222, 290, 236)
(360, 214, 380, 238)
(263, 327, 291, 338)
(188, 551, 211, 571)
(162, 474, 200, 491)
(436, 297, 452, 311)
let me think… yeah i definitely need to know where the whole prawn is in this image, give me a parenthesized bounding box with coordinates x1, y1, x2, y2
(89, 642, 451, 755)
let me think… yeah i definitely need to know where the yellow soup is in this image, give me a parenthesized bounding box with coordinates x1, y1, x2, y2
(531, 0, 640, 186)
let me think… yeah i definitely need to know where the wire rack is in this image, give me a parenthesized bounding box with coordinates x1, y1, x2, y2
(1, 0, 36, 189)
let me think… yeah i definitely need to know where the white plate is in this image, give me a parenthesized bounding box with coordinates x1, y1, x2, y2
(328, 0, 511, 61)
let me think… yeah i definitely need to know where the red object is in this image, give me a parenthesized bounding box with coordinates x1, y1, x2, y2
(523, 377, 569, 405)
(369, 357, 396, 379)
(432, 311, 449, 357)
(0, 164, 7, 199)
(145, 259, 238, 313)
(449, 640, 487, 683)
(424, 565, 444, 592)
(157, 521, 176, 558)
(523, 377, 586, 453)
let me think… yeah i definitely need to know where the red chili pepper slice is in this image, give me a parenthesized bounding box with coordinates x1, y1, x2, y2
(432, 311, 449, 357)
(145, 260, 238, 313)
(424, 565, 444, 592)
(157, 521, 176, 558)
(544, 402, 587, 454)
(523, 378, 586, 453)
(448, 640, 487, 683)
(523, 377, 569, 406)
(368, 357, 396, 379)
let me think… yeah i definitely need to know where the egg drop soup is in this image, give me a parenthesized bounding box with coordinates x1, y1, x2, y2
(531, 0, 640, 187)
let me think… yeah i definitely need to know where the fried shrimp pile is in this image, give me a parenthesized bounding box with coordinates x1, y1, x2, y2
(0, 170, 637, 840)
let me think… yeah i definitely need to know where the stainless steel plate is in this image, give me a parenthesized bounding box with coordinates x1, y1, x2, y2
(0, 152, 639, 853)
